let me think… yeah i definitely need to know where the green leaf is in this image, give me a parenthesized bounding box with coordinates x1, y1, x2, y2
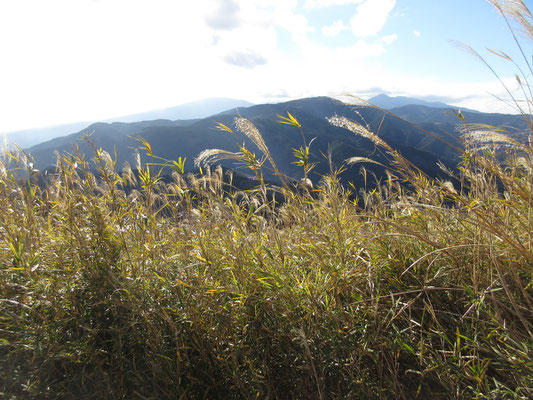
(216, 123, 234, 133)
(171, 157, 186, 175)
(402, 342, 415, 355)
(277, 112, 301, 127)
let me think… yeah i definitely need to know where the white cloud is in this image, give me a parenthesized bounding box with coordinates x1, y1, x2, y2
(237, 0, 312, 43)
(349, 0, 396, 37)
(0, 0, 220, 131)
(321, 3, 398, 40)
(0, 0, 311, 131)
(344, 40, 386, 58)
(247, 39, 388, 101)
(0, 0, 518, 134)
(322, 20, 349, 37)
(413, 30, 421, 37)
(304, 0, 363, 9)
(205, 0, 241, 30)
(380, 33, 398, 44)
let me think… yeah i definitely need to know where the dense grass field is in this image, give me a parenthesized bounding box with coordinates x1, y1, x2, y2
(0, 106, 531, 399)
(1, 2, 532, 398)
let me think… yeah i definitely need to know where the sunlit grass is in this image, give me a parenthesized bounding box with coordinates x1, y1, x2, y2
(1, 1, 532, 397)
(1, 103, 531, 399)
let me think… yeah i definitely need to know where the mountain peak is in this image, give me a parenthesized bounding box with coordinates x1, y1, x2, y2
(368, 94, 455, 110)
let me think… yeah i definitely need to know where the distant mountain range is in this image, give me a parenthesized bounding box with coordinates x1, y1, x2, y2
(368, 94, 452, 110)
(24, 96, 529, 189)
(367, 94, 479, 113)
(4, 98, 254, 148)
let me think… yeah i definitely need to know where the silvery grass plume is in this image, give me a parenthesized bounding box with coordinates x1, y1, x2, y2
(195, 149, 243, 169)
(344, 156, 386, 167)
(327, 115, 392, 151)
(440, 180, 458, 194)
(121, 161, 137, 186)
(459, 123, 524, 148)
(487, 0, 533, 40)
(97, 150, 115, 175)
(454, 0, 533, 120)
(134, 150, 142, 170)
(197, 118, 288, 187)
(517, 155, 533, 172)
(452, 39, 532, 116)
(234, 117, 286, 185)
(334, 94, 377, 109)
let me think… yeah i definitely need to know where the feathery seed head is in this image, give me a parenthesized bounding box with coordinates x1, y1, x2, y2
(327, 115, 391, 150)
(235, 117, 268, 153)
(441, 180, 458, 194)
(122, 162, 137, 186)
(487, 0, 533, 40)
(460, 124, 520, 147)
(195, 148, 241, 168)
(345, 156, 385, 166)
(517, 156, 532, 172)
(233, 116, 285, 185)
(134, 150, 142, 170)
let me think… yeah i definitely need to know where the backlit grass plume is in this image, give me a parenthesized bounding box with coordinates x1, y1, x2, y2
(460, 123, 524, 148)
(234, 117, 287, 186)
(327, 114, 392, 151)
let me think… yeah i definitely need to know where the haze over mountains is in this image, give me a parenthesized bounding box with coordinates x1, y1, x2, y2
(22, 94, 529, 189)
(367, 94, 480, 113)
(4, 94, 467, 149)
(4, 98, 254, 148)
(368, 94, 453, 110)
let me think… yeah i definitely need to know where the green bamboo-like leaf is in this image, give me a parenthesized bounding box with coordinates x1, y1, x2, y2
(216, 122, 234, 133)
(277, 112, 301, 127)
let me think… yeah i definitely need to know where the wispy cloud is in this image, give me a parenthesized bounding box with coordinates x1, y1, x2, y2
(322, 20, 349, 37)
(205, 0, 241, 30)
(0, 0, 519, 132)
(223, 51, 268, 69)
(304, 0, 363, 9)
(380, 33, 398, 44)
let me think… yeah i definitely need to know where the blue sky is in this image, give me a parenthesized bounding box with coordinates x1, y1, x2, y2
(0, 0, 531, 134)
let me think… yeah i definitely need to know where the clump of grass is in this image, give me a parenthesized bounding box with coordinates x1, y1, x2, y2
(1, 1, 532, 398)
(1, 106, 531, 399)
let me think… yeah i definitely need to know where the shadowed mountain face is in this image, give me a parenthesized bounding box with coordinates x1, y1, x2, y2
(26, 96, 529, 189)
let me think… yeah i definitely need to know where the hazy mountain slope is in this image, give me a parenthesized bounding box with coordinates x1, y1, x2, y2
(369, 94, 453, 110)
(26, 97, 460, 188)
(5, 122, 95, 149)
(369, 94, 481, 113)
(112, 98, 254, 123)
(27, 120, 188, 169)
(389, 104, 527, 127)
(25, 96, 529, 189)
(386, 104, 528, 157)
(7, 98, 252, 148)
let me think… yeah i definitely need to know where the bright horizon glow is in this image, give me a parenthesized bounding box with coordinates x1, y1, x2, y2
(0, 0, 531, 134)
